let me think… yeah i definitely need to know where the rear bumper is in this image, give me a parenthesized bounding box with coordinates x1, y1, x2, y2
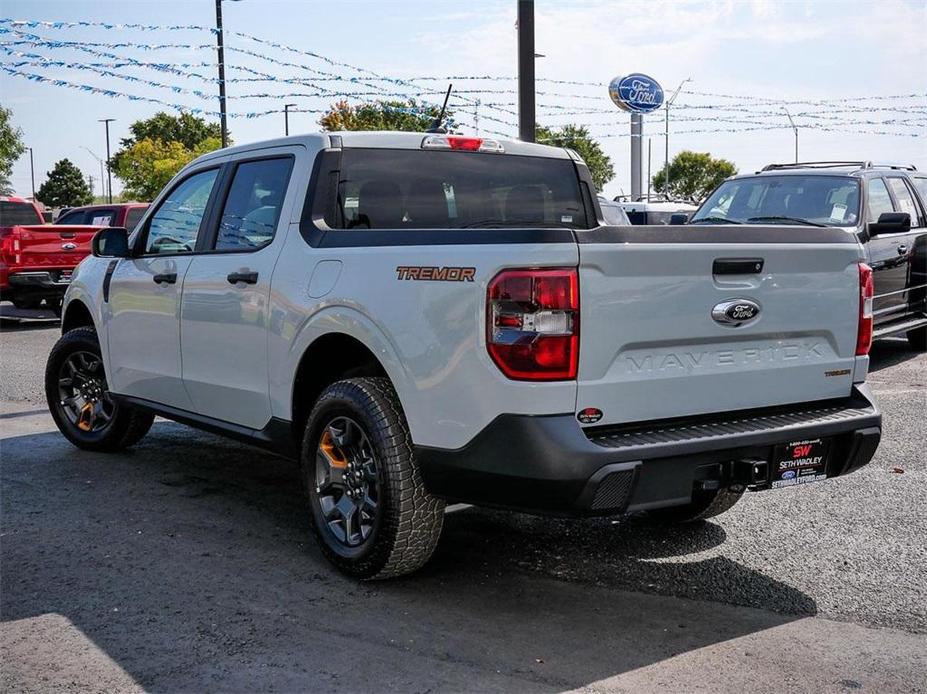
(416, 384, 882, 516)
(0, 271, 71, 300)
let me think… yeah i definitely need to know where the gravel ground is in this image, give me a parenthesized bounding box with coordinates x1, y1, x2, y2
(1, 318, 925, 691)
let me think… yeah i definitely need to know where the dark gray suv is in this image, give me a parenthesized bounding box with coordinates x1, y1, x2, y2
(691, 161, 927, 350)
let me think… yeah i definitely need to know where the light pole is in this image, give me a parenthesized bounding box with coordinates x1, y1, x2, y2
(284, 103, 296, 136)
(517, 0, 536, 142)
(664, 77, 691, 201)
(98, 118, 114, 203)
(27, 147, 35, 199)
(782, 106, 798, 163)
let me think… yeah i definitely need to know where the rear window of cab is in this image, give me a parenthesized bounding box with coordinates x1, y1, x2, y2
(323, 148, 590, 230)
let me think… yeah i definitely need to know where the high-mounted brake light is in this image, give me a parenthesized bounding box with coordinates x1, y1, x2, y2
(856, 262, 874, 356)
(486, 268, 579, 381)
(421, 135, 504, 153)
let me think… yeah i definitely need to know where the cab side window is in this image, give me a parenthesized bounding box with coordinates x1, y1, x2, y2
(886, 177, 922, 228)
(867, 178, 895, 223)
(145, 169, 218, 255)
(215, 158, 293, 251)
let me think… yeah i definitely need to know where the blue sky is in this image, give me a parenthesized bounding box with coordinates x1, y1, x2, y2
(2, 0, 925, 199)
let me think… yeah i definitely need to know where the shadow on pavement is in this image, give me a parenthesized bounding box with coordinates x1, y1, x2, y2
(2, 422, 815, 691)
(868, 336, 922, 373)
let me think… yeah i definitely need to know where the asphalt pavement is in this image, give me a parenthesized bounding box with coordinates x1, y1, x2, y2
(1, 317, 925, 692)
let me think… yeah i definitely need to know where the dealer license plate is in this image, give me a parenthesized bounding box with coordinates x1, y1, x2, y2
(771, 438, 830, 488)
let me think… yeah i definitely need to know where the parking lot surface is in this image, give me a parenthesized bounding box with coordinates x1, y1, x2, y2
(2, 318, 925, 692)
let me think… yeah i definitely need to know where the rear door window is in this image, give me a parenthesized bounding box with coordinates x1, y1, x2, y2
(330, 149, 587, 230)
(214, 157, 293, 251)
(886, 177, 922, 227)
(867, 178, 895, 223)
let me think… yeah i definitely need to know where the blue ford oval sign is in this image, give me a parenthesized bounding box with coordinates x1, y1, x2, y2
(608, 74, 665, 114)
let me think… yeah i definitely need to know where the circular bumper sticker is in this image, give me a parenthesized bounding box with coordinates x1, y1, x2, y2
(577, 407, 603, 424)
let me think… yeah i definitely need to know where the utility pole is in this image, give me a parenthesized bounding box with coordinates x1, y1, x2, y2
(783, 106, 798, 163)
(99, 118, 114, 203)
(27, 147, 35, 199)
(517, 0, 535, 142)
(88, 173, 95, 198)
(215, 0, 229, 148)
(284, 104, 296, 136)
(664, 77, 691, 201)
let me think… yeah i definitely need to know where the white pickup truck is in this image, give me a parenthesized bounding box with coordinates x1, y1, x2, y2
(47, 131, 882, 579)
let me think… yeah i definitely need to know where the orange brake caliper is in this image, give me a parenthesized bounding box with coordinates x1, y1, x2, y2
(319, 430, 348, 468)
(77, 402, 95, 432)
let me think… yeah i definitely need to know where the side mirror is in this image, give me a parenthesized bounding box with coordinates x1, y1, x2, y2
(670, 213, 690, 225)
(868, 212, 910, 236)
(91, 227, 130, 258)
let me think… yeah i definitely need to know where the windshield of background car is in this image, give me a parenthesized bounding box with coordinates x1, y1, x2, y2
(327, 149, 588, 230)
(0, 201, 42, 226)
(691, 175, 861, 226)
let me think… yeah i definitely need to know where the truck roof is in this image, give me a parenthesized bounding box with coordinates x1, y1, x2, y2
(195, 131, 572, 164)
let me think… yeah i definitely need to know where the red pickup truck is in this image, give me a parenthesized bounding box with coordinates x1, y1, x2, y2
(0, 199, 147, 312)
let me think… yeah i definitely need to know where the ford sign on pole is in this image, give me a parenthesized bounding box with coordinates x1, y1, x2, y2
(609, 73, 664, 200)
(608, 73, 665, 113)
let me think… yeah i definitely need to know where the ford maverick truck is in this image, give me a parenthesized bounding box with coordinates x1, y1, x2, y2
(47, 132, 882, 579)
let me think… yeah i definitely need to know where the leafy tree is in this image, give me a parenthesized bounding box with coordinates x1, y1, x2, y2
(0, 107, 26, 195)
(536, 124, 614, 190)
(320, 99, 454, 132)
(112, 112, 224, 201)
(36, 158, 93, 207)
(116, 111, 223, 152)
(652, 150, 737, 203)
(113, 136, 221, 201)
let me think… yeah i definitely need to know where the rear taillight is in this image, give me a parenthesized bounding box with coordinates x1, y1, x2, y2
(856, 262, 874, 356)
(487, 268, 579, 380)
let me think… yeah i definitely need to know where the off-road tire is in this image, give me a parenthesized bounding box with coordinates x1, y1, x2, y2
(45, 327, 154, 451)
(907, 325, 927, 351)
(645, 485, 745, 523)
(302, 377, 445, 580)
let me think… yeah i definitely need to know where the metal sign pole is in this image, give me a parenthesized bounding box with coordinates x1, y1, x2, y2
(631, 113, 642, 201)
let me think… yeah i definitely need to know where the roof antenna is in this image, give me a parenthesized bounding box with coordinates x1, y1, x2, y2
(426, 83, 453, 133)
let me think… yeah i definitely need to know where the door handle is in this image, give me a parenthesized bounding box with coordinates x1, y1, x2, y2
(897, 244, 908, 255)
(227, 271, 259, 285)
(153, 272, 177, 284)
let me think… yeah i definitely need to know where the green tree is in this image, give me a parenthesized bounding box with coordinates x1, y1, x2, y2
(0, 107, 27, 195)
(111, 112, 224, 201)
(536, 124, 614, 190)
(319, 99, 453, 132)
(652, 150, 737, 203)
(113, 135, 221, 201)
(36, 158, 93, 207)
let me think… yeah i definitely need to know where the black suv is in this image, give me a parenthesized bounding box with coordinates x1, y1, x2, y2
(690, 161, 927, 350)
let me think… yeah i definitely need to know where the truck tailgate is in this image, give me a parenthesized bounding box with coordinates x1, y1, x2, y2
(5, 225, 97, 270)
(576, 225, 864, 426)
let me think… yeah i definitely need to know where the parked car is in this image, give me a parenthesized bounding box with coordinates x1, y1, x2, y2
(690, 162, 927, 350)
(615, 199, 698, 225)
(1, 201, 148, 312)
(49, 132, 881, 579)
(597, 195, 631, 225)
(55, 203, 149, 231)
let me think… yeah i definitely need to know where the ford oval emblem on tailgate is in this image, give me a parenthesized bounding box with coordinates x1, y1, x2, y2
(712, 299, 761, 326)
(61, 242, 77, 250)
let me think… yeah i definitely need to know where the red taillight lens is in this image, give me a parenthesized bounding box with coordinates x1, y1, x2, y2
(856, 262, 874, 356)
(487, 268, 579, 380)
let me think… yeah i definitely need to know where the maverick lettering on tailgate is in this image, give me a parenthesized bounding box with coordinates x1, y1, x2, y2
(396, 266, 476, 282)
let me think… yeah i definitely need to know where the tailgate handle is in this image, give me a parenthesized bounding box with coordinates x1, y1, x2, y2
(713, 258, 764, 275)
(59, 232, 76, 239)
